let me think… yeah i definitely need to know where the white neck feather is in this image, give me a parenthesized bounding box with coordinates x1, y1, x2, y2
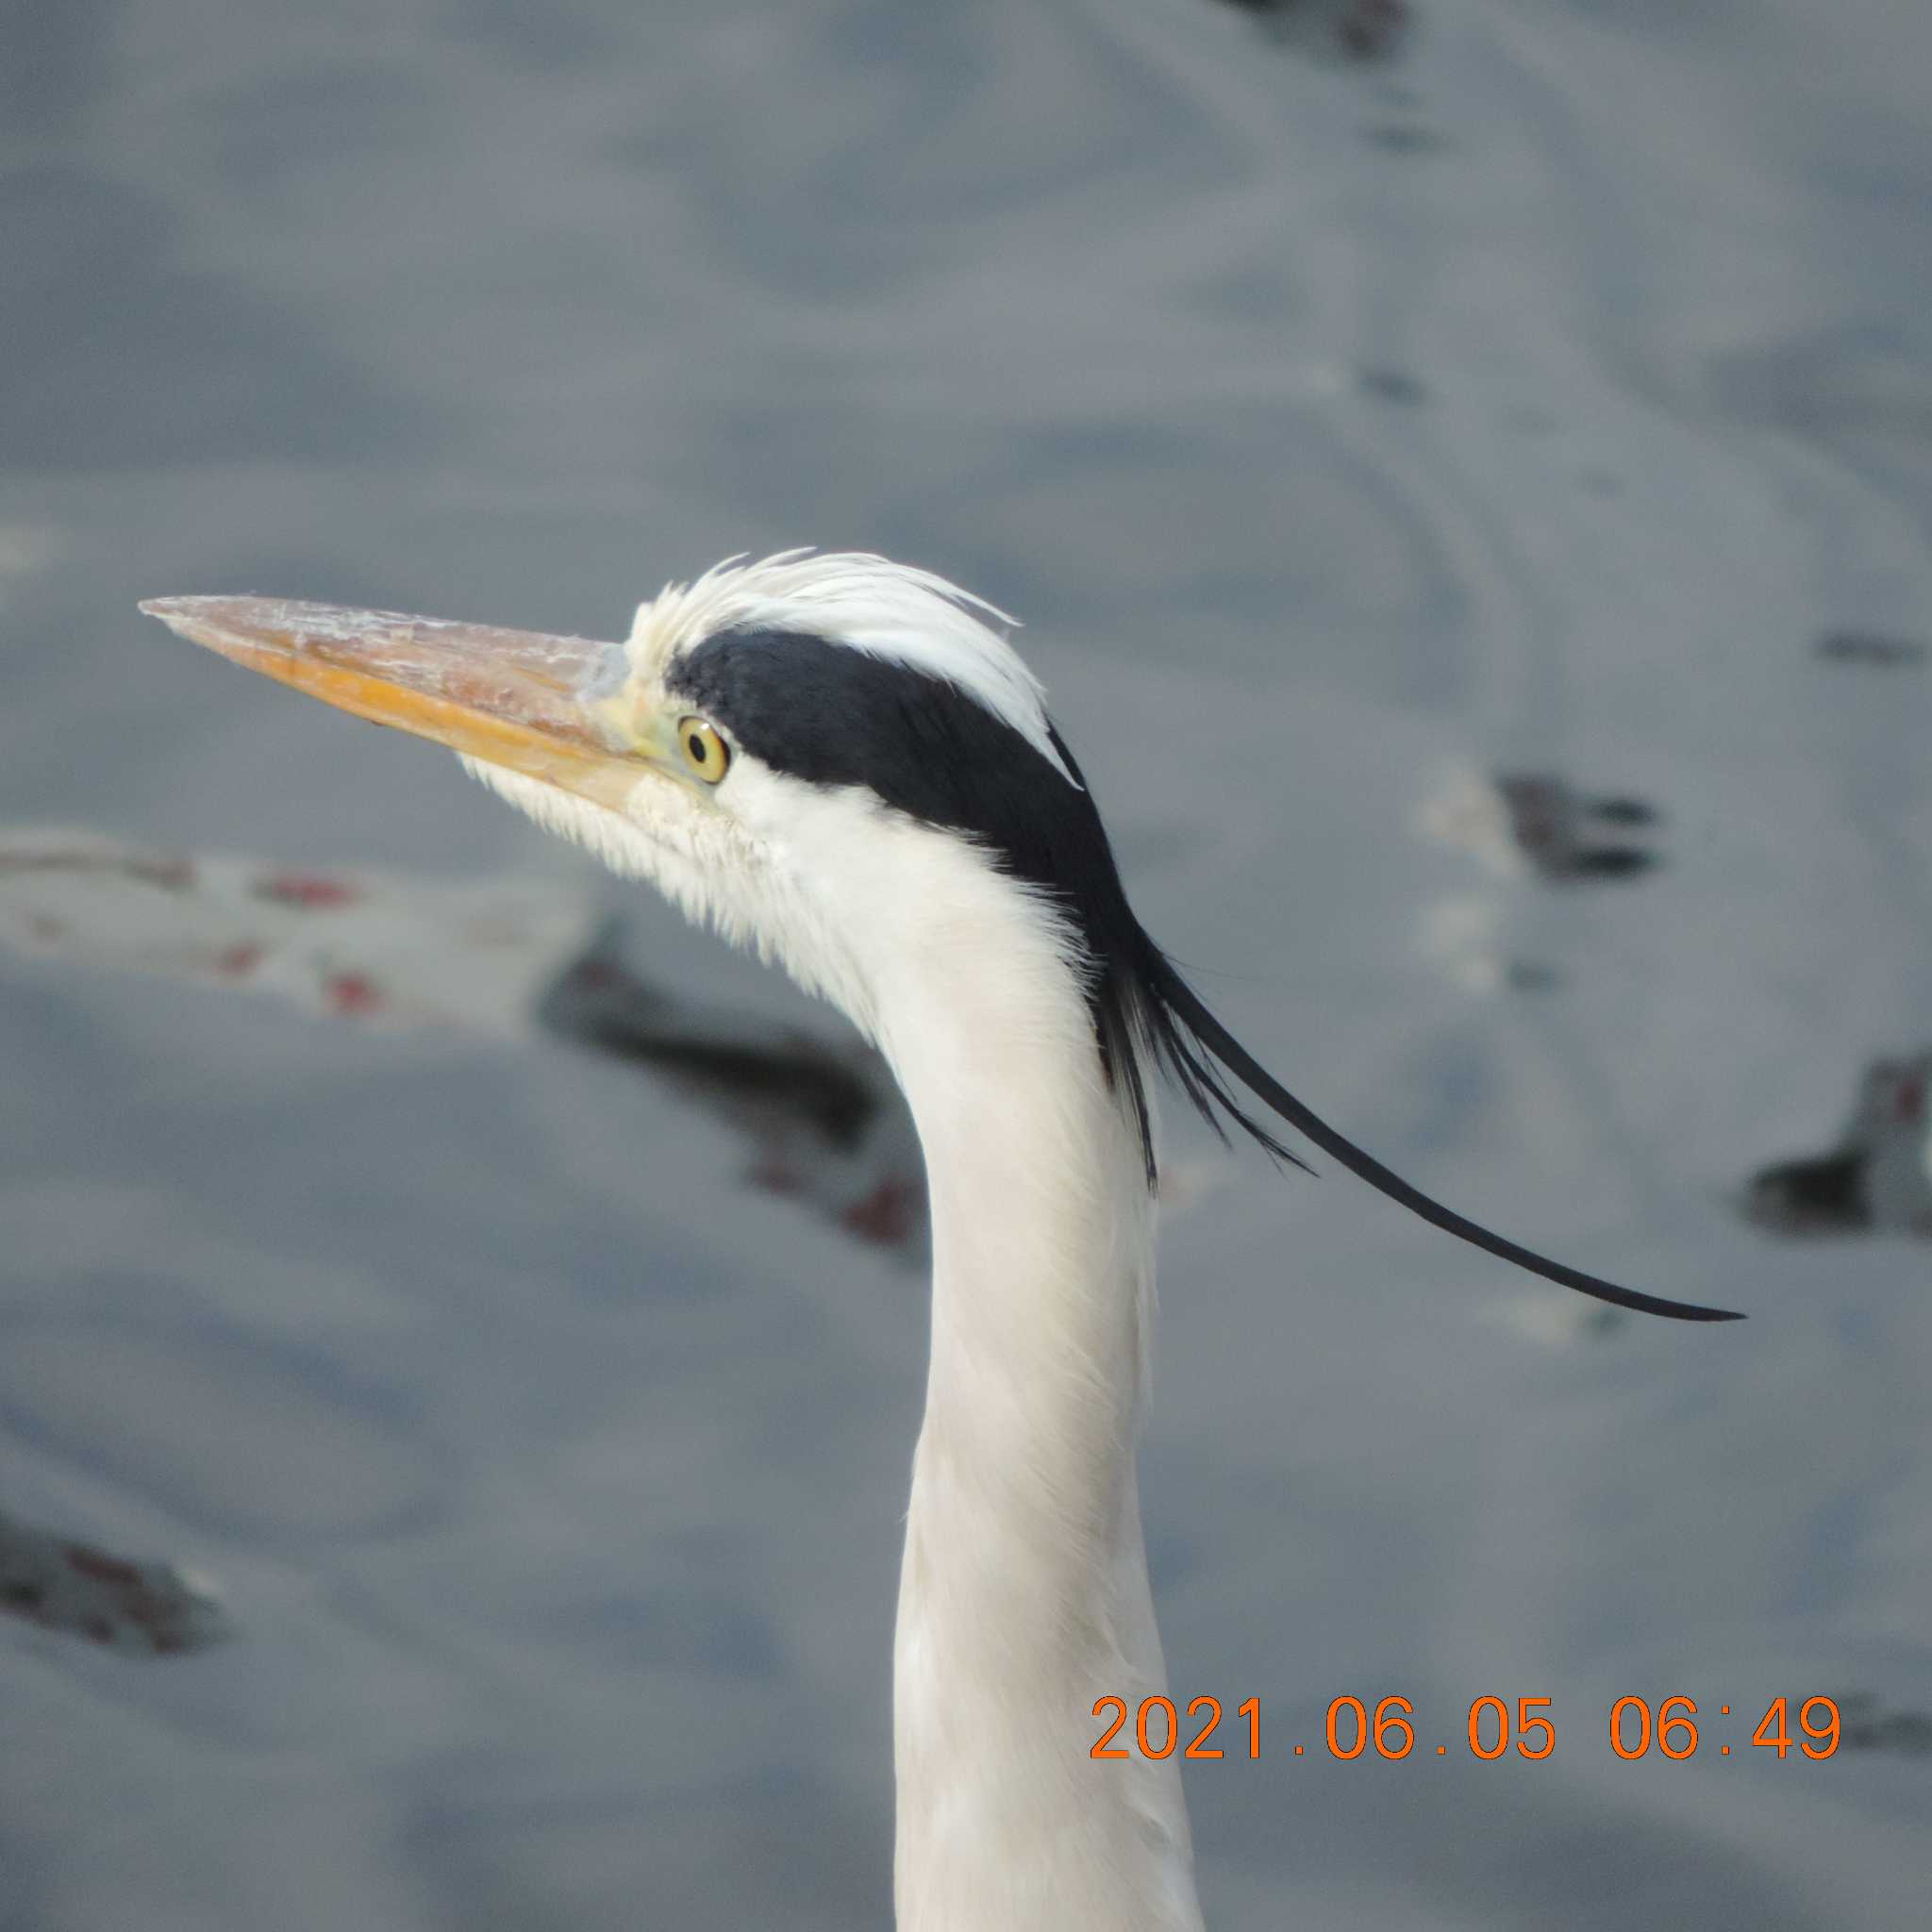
(460, 767, 1207, 1928)
(866, 854, 1206, 1932)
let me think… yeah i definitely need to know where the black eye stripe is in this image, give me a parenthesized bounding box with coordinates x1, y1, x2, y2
(667, 628, 1086, 880)
(665, 625, 1169, 1167)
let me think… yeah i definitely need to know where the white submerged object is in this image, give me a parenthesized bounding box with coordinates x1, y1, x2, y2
(144, 551, 1737, 1929)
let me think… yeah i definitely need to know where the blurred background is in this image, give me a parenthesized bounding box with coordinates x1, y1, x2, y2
(2, 1, 1929, 1926)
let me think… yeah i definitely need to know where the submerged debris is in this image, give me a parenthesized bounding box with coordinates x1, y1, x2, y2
(1494, 774, 1660, 881)
(538, 936, 928, 1259)
(0, 1510, 230, 1657)
(1419, 768, 1665, 887)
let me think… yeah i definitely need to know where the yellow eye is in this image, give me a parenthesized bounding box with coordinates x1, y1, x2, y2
(676, 715, 731, 785)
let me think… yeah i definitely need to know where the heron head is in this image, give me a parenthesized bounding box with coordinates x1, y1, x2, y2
(142, 553, 1170, 1158)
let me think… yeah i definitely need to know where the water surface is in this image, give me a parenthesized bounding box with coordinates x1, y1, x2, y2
(3, 2, 1930, 1925)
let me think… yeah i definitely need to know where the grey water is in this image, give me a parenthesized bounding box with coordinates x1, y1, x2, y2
(3, 1, 1930, 1925)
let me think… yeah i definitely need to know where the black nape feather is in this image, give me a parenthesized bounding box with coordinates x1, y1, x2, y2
(1128, 947, 1740, 1323)
(672, 627, 1742, 1325)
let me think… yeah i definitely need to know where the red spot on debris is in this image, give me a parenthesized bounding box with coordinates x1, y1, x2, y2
(840, 1177, 920, 1248)
(216, 941, 264, 977)
(573, 958, 619, 991)
(1896, 1075, 1925, 1124)
(259, 873, 359, 908)
(326, 973, 383, 1017)
(64, 1543, 143, 1590)
(83, 1616, 115, 1645)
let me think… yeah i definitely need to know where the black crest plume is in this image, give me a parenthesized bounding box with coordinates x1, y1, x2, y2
(671, 625, 1743, 1325)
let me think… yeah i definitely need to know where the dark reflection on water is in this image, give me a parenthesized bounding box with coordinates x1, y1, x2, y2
(4, 0, 1932, 1925)
(1816, 631, 1927, 670)
(1211, 0, 1410, 63)
(1746, 1051, 1932, 1238)
(1836, 1691, 1932, 1757)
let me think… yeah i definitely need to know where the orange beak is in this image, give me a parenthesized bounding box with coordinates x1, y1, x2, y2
(141, 596, 648, 812)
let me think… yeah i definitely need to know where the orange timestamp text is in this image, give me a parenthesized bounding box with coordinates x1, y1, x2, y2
(1091, 1694, 1842, 1762)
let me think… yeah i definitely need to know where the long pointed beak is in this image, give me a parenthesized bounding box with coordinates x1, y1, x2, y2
(141, 596, 646, 811)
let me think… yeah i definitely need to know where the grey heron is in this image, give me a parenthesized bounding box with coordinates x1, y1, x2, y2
(144, 551, 1738, 1930)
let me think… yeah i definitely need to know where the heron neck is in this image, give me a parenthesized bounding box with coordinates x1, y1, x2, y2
(872, 905, 1204, 1932)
